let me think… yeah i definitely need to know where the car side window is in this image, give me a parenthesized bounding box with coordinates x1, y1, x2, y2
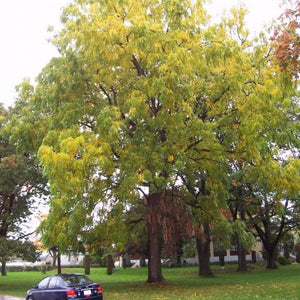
(57, 277, 66, 287)
(38, 277, 50, 289)
(48, 277, 58, 289)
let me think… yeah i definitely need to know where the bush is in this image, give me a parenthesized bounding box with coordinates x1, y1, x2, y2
(5, 265, 52, 272)
(277, 255, 292, 265)
(99, 257, 107, 268)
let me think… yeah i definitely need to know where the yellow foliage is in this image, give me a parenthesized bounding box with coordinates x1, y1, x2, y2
(33, 0, 299, 256)
(167, 154, 174, 163)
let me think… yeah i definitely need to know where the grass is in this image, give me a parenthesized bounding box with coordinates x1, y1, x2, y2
(1, 264, 300, 299)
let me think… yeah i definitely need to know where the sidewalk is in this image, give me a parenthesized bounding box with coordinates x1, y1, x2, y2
(0, 296, 23, 300)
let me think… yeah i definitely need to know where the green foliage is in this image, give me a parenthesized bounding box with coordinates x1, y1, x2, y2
(277, 255, 293, 265)
(211, 216, 232, 251)
(19, 0, 299, 278)
(16, 241, 41, 263)
(232, 220, 255, 250)
(0, 101, 47, 272)
(0, 238, 40, 265)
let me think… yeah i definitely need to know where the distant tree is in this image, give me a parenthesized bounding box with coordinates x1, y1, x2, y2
(272, 0, 300, 79)
(0, 82, 48, 276)
(246, 187, 300, 269)
(0, 238, 39, 274)
(0, 144, 43, 276)
(228, 165, 253, 272)
(14, 240, 40, 262)
(228, 150, 300, 270)
(180, 171, 226, 276)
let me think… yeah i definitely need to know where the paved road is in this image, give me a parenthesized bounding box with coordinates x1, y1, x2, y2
(0, 296, 23, 300)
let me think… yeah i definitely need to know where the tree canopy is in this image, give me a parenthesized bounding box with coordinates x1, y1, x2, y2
(0, 87, 48, 275)
(16, 0, 299, 282)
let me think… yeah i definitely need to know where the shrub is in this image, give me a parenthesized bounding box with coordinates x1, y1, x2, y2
(278, 255, 292, 265)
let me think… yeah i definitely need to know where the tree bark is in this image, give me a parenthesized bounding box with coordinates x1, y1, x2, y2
(283, 243, 290, 259)
(251, 218, 280, 269)
(139, 254, 146, 267)
(57, 248, 62, 274)
(147, 193, 164, 283)
(267, 253, 278, 269)
(219, 255, 225, 267)
(51, 249, 57, 267)
(106, 254, 114, 275)
(176, 237, 184, 266)
(295, 244, 300, 263)
(237, 196, 247, 272)
(84, 253, 91, 275)
(251, 251, 257, 263)
(1, 259, 7, 276)
(237, 235, 247, 271)
(266, 249, 278, 269)
(196, 223, 212, 276)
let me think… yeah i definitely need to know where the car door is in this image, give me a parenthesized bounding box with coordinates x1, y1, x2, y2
(49, 276, 68, 300)
(33, 276, 51, 300)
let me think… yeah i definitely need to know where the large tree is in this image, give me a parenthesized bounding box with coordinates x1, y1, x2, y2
(37, 0, 223, 283)
(35, 0, 299, 282)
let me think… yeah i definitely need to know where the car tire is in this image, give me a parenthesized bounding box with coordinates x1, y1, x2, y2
(27, 297, 33, 300)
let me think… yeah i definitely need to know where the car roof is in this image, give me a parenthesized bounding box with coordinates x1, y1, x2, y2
(40, 273, 85, 280)
(58, 273, 85, 277)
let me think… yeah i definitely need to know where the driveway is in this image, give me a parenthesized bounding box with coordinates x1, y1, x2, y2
(0, 296, 23, 300)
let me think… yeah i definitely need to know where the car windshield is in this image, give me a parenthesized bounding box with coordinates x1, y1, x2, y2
(63, 275, 93, 286)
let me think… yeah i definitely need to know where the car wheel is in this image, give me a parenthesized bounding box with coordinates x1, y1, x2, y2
(27, 297, 33, 300)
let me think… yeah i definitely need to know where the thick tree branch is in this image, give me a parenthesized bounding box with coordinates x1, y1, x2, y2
(132, 55, 147, 77)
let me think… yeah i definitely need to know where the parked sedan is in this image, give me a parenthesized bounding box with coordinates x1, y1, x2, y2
(26, 273, 103, 300)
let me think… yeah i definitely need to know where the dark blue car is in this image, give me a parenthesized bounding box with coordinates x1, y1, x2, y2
(26, 273, 103, 300)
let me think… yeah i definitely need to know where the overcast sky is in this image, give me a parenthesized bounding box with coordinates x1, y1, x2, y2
(0, 0, 282, 108)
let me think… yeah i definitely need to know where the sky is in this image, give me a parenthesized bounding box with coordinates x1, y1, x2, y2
(0, 0, 282, 108)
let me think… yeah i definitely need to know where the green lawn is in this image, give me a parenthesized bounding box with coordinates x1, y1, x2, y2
(1, 264, 300, 299)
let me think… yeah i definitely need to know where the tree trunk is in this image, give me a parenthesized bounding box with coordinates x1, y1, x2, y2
(57, 248, 62, 274)
(251, 251, 257, 263)
(106, 254, 114, 275)
(295, 243, 300, 263)
(283, 242, 290, 259)
(147, 193, 164, 283)
(84, 254, 91, 275)
(237, 197, 247, 272)
(237, 234, 247, 272)
(266, 249, 278, 269)
(219, 255, 225, 267)
(1, 259, 7, 276)
(139, 254, 146, 267)
(52, 249, 57, 267)
(176, 237, 184, 266)
(196, 223, 212, 276)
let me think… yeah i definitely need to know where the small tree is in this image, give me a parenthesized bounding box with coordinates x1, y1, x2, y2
(0, 98, 47, 276)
